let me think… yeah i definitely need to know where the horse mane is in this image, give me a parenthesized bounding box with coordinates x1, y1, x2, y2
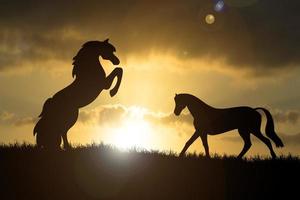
(179, 93, 212, 109)
(72, 41, 103, 78)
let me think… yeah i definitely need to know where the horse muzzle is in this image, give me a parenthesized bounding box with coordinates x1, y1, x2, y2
(111, 55, 120, 65)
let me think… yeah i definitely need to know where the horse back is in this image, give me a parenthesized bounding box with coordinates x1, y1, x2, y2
(194, 106, 261, 134)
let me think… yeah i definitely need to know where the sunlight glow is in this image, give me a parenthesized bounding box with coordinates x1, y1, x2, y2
(111, 107, 152, 150)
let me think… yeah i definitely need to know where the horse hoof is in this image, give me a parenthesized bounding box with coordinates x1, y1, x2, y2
(64, 145, 72, 150)
(110, 89, 118, 97)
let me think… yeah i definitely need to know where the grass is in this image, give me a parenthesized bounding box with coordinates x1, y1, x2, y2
(0, 143, 299, 200)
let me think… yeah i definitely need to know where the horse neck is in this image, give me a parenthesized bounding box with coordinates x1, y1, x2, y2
(74, 57, 106, 80)
(185, 95, 212, 117)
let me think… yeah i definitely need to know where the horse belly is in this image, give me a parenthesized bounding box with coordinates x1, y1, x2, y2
(59, 108, 79, 131)
(205, 120, 238, 135)
(76, 89, 103, 108)
(194, 119, 233, 135)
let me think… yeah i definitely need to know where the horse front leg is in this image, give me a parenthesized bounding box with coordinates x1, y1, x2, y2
(200, 133, 210, 158)
(179, 131, 199, 157)
(104, 67, 123, 97)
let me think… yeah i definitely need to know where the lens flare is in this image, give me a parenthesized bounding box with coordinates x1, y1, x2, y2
(214, 0, 225, 12)
(205, 14, 215, 24)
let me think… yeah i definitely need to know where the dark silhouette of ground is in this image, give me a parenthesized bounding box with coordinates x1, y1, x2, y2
(174, 93, 284, 158)
(33, 39, 123, 150)
(0, 144, 298, 200)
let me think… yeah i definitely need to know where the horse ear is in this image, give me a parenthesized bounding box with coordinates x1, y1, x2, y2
(175, 93, 178, 96)
(104, 38, 109, 43)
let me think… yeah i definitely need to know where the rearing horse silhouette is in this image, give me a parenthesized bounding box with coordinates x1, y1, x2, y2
(174, 93, 284, 158)
(33, 39, 123, 149)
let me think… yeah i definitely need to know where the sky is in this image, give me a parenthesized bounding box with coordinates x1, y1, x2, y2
(0, 0, 300, 157)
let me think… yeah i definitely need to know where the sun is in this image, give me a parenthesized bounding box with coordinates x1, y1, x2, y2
(111, 107, 152, 150)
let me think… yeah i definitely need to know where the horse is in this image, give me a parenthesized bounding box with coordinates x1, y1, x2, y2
(173, 93, 284, 158)
(33, 39, 123, 149)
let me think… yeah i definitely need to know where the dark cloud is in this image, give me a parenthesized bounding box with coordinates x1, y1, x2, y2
(0, 29, 82, 70)
(0, 0, 300, 73)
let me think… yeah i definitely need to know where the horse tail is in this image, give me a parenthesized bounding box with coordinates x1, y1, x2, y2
(255, 107, 284, 147)
(33, 120, 39, 136)
(33, 120, 41, 136)
(34, 98, 53, 136)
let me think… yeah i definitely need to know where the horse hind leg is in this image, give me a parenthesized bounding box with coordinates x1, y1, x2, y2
(37, 131, 61, 151)
(252, 129, 277, 159)
(62, 132, 71, 150)
(36, 131, 44, 149)
(237, 129, 252, 159)
(61, 109, 78, 150)
(45, 129, 62, 150)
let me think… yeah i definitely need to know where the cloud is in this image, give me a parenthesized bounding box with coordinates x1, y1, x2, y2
(0, 0, 300, 74)
(0, 104, 190, 129)
(144, 112, 193, 126)
(0, 29, 82, 71)
(0, 111, 36, 126)
(221, 132, 300, 146)
(77, 104, 193, 128)
(77, 105, 300, 139)
(78, 104, 127, 125)
(280, 133, 300, 146)
(273, 110, 300, 124)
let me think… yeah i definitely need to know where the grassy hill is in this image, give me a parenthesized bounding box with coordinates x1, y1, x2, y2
(1, 144, 299, 200)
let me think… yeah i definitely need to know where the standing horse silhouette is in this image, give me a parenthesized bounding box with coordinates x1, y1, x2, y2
(174, 93, 284, 158)
(33, 39, 123, 149)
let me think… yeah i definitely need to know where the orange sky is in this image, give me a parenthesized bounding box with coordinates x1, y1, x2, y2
(0, 0, 300, 157)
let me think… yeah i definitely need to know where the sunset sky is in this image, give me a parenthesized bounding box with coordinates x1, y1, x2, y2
(0, 0, 299, 156)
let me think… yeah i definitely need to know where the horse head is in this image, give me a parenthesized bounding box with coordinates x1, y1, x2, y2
(98, 39, 120, 65)
(72, 39, 120, 77)
(174, 93, 186, 116)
